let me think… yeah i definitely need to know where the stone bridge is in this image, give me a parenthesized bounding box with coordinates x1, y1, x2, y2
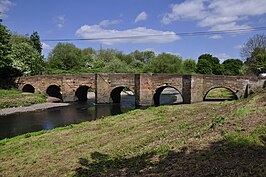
(16, 74, 266, 106)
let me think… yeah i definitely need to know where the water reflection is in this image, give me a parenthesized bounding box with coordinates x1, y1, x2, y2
(0, 91, 179, 140)
(0, 102, 134, 140)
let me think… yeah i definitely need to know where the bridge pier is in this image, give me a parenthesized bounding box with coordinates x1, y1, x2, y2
(16, 74, 265, 106)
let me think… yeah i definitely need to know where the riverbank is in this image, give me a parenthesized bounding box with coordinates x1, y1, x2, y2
(0, 89, 70, 116)
(0, 102, 70, 116)
(0, 89, 265, 176)
(0, 89, 47, 109)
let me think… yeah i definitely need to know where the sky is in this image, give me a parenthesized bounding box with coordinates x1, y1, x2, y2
(1, 0, 266, 61)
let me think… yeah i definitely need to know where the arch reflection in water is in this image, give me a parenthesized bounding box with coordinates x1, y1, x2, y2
(110, 86, 135, 106)
(154, 86, 183, 106)
(75, 86, 95, 103)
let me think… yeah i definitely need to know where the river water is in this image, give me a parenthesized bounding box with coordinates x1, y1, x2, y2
(0, 89, 182, 140)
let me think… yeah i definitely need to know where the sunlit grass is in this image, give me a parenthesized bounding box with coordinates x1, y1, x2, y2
(0, 89, 265, 176)
(206, 88, 235, 99)
(0, 89, 46, 109)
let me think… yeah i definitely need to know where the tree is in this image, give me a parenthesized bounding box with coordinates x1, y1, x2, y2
(245, 47, 266, 75)
(30, 32, 42, 54)
(241, 34, 266, 60)
(0, 21, 12, 76)
(145, 53, 182, 73)
(116, 52, 134, 65)
(102, 58, 131, 73)
(97, 49, 117, 63)
(48, 43, 84, 70)
(183, 59, 196, 74)
(9, 42, 45, 75)
(241, 34, 266, 75)
(196, 53, 223, 75)
(222, 59, 243, 75)
(82, 48, 96, 67)
(131, 50, 155, 64)
(196, 58, 212, 74)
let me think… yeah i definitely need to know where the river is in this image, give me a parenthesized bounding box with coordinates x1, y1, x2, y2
(0, 89, 182, 140)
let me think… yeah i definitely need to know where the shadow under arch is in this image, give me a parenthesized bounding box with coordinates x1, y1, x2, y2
(75, 85, 95, 102)
(46, 85, 62, 100)
(110, 86, 135, 105)
(153, 86, 183, 106)
(22, 84, 35, 93)
(204, 87, 238, 101)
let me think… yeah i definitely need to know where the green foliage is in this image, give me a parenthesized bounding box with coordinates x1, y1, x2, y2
(197, 53, 223, 75)
(30, 32, 42, 54)
(145, 53, 182, 73)
(246, 47, 266, 75)
(82, 47, 96, 64)
(9, 42, 45, 75)
(182, 59, 196, 73)
(196, 58, 212, 74)
(102, 58, 131, 73)
(241, 33, 266, 61)
(131, 50, 155, 64)
(241, 34, 266, 75)
(116, 52, 134, 64)
(0, 22, 12, 74)
(97, 49, 117, 62)
(222, 59, 243, 75)
(212, 115, 224, 125)
(48, 43, 84, 70)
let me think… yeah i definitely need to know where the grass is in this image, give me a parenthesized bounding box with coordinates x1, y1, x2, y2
(206, 87, 235, 99)
(0, 89, 47, 109)
(0, 90, 265, 176)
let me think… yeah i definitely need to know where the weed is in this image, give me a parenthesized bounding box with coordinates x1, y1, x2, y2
(224, 132, 261, 147)
(233, 106, 252, 118)
(210, 115, 224, 129)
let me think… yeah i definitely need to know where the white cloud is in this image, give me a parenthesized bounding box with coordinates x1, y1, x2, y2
(0, 0, 13, 19)
(234, 44, 244, 49)
(76, 25, 180, 45)
(144, 48, 181, 56)
(99, 19, 121, 27)
(162, 0, 266, 32)
(215, 53, 236, 62)
(208, 35, 223, 39)
(42, 42, 52, 50)
(134, 11, 148, 23)
(161, 0, 206, 24)
(54, 15, 66, 29)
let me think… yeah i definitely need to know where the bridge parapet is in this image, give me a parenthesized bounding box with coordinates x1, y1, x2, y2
(16, 74, 266, 106)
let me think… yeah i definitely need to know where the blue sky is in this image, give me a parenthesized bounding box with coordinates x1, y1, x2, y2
(1, 0, 266, 61)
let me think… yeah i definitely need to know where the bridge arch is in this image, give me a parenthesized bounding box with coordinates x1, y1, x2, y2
(204, 86, 238, 101)
(22, 84, 35, 93)
(153, 86, 183, 106)
(110, 86, 135, 104)
(75, 85, 94, 101)
(46, 85, 62, 100)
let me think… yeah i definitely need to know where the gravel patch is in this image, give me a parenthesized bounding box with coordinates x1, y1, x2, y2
(0, 103, 70, 116)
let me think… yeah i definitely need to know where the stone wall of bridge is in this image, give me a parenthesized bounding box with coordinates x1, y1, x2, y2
(16, 74, 266, 106)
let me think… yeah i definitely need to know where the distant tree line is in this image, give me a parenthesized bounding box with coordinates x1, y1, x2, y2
(1, 21, 266, 78)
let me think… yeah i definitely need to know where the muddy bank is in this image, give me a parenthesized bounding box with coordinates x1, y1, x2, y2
(0, 102, 69, 116)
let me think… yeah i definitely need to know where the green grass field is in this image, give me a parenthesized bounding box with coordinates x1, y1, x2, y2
(0, 89, 47, 109)
(0, 89, 265, 176)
